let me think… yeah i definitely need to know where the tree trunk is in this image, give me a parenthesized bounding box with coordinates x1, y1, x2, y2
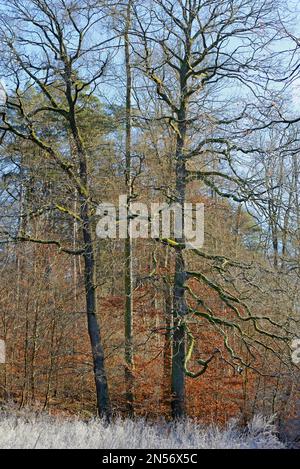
(162, 279, 172, 409)
(171, 251, 187, 419)
(171, 102, 188, 419)
(124, 0, 135, 416)
(70, 108, 111, 421)
(82, 208, 111, 421)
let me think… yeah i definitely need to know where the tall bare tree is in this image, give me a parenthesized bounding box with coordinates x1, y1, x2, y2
(132, 0, 295, 418)
(0, 0, 118, 421)
(124, 0, 135, 416)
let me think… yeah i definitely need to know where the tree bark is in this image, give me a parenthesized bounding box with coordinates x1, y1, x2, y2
(124, 0, 135, 416)
(70, 110, 111, 421)
(171, 99, 188, 419)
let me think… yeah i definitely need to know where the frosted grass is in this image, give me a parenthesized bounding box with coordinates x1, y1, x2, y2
(0, 411, 285, 449)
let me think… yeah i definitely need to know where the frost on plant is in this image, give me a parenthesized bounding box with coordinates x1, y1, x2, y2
(0, 411, 285, 450)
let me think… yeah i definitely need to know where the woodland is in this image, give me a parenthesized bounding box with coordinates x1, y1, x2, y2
(0, 0, 299, 443)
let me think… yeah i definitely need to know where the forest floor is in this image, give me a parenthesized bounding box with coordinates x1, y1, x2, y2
(0, 410, 287, 449)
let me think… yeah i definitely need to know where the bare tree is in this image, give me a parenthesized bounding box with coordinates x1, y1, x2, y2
(124, 0, 135, 416)
(131, 0, 296, 418)
(0, 0, 120, 421)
